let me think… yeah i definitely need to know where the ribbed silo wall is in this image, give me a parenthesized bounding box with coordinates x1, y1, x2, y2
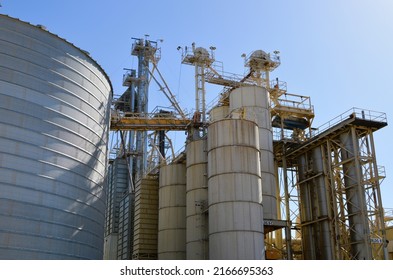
(186, 139, 208, 259)
(132, 176, 159, 260)
(0, 15, 112, 259)
(208, 118, 265, 259)
(229, 85, 277, 221)
(158, 163, 187, 259)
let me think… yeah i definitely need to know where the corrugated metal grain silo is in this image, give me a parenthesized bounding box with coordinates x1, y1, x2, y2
(158, 163, 187, 259)
(0, 15, 112, 259)
(208, 118, 265, 259)
(229, 85, 277, 221)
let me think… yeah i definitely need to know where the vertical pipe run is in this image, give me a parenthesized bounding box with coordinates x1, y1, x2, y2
(297, 147, 334, 259)
(129, 78, 137, 181)
(326, 140, 343, 260)
(208, 119, 265, 259)
(280, 154, 293, 259)
(273, 161, 283, 251)
(158, 130, 165, 161)
(135, 40, 151, 177)
(297, 154, 316, 259)
(312, 146, 333, 259)
(368, 133, 389, 260)
(340, 129, 371, 260)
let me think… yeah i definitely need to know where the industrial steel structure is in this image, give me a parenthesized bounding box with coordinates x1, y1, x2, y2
(0, 13, 389, 260)
(106, 40, 389, 260)
(275, 108, 388, 259)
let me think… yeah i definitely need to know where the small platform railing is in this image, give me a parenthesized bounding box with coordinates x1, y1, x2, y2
(312, 108, 387, 137)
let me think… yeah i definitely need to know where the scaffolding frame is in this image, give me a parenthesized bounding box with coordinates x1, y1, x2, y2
(276, 109, 388, 259)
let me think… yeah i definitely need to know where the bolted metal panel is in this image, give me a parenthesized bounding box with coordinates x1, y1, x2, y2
(105, 158, 128, 237)
(0, 15, 112, 259)
(158, 163, 187, 259)
(117, 192, 135, 260)
(207, 119, 265, 259)
(186, 139, 208, 259)
(229, 85, 277, 221)
(132, 176, 159, 260)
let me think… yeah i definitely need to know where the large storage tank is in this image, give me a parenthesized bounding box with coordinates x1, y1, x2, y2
(208, 118, 265, 259)
(186, 139, 208, 259)
(229, 85, 277, 221)
(158, 163, 187, 259)
(0, 15, 112, 259)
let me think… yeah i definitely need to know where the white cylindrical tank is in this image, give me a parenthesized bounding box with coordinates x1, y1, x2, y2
(186, 139, 208, 259)
(0, 15, 112, 259)
(209, 105, 229, 122)
(158, 163, 187, 259)
(208, 119, 265, 259)
(229, 85, 277, 221)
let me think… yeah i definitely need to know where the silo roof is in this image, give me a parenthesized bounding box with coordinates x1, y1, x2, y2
(0, 14, 114, 96)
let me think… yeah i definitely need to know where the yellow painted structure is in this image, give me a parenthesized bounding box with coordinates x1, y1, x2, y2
(111, 114, 191, 131)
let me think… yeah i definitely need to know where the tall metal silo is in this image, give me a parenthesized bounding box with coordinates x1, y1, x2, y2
(186, 139, 208, 259)
(229, 85, 277, 221)
(0, 15, 112, 259)
(208, 118, 265, 259)
(158, 163, 187, 259)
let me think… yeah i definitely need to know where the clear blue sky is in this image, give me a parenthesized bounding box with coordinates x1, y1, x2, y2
(2, 0, 392, 208)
